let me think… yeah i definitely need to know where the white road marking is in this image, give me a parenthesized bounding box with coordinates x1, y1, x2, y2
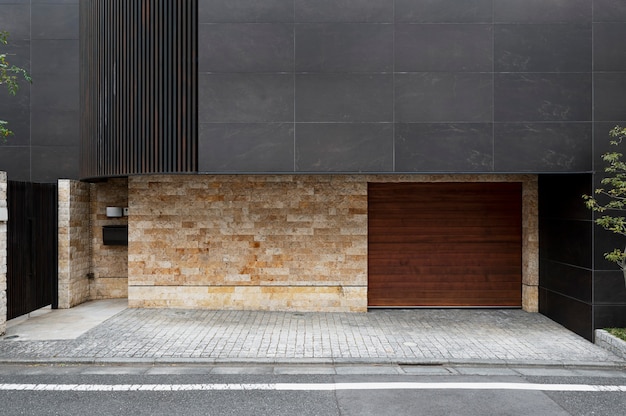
(0, 382, 625, 392)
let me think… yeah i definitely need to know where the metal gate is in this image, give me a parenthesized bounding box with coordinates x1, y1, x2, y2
(7, 181, 58, 320)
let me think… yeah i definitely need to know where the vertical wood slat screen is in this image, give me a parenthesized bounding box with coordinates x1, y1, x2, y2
(80, 0, 197, 179)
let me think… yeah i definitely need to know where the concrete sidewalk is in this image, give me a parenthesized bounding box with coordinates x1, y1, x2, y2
(0, 300, 624, 367)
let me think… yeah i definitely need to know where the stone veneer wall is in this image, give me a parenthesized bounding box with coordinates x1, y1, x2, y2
(58, 180, 91, 308)
(90, 178, 128, 300)
(128, 174, 538, 312)
(0, 172, 7, 334)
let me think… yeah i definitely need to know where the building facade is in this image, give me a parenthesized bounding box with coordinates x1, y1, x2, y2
(1, 0, 626, 340)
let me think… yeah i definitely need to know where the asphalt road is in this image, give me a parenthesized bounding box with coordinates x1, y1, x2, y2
(0, 364, 624, 415)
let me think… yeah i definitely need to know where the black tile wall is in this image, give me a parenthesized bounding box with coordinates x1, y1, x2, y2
(593, 0, 626, 22)
(0, 147, 30, 181)
(30, 145, 78, 182)
(1, 1, 79, 182)
(196, 0, 611, 176)
(593, 24, 626, 71)
(494, 74, 592, 122)
(199, 0, 293, 23)
(494, 0, 591, 23)
(295, 123, 393, 172)
(494, 24, 591, 72)
(395, 24, 492, 72)
(539, 288, 592, 340)
(294, 0, 393, 23)
(199, 123, 294, 172)
(296, 74, 393, 122)
(198, 74, 294, 123)
(198, 24, 294, 72)
(494, 123, 592, 172)
(395, 0, 492, 23)
(595, 305, 626, 330)
(295, 24, 393, 72)
(31, 4, 78, 39)
(540, 259, 592, 302)
(594, 271, 626, 304)
(395, 73, 493, 123)
(539, 217, 593, 269)
(395, 123, 492, 172)
(594, 73, 626, 121)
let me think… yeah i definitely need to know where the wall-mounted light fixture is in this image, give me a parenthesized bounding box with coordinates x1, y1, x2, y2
(106, 207, 123, 218)
(0, 207, 7, 222)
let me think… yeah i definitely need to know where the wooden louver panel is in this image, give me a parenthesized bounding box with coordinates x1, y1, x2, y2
(80, 0, 198, 179)
(368, 182, 522, 307)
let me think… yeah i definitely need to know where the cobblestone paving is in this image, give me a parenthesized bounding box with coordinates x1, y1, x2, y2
(0, 309, 623, 364)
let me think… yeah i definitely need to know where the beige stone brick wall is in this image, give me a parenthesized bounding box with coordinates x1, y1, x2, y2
(90, 178, 128, 300)
(128, 175, 368, 311)
(0, 172, 7, 335)
(128, 174, 538, 312)
(58, 180, 91, 308)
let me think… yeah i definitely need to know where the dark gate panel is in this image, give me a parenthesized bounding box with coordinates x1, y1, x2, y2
(7, 181, 58, 320)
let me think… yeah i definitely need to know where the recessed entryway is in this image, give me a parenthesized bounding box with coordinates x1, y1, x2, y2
(368, 182, 522, 307)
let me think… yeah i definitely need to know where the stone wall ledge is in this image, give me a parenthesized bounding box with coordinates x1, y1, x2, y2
(595, 329, 626, 360)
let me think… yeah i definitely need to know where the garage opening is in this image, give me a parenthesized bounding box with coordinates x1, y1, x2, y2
(368, 182, 522, 307)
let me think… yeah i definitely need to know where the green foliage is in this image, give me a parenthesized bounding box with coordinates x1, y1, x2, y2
(583, 126, 626, 278)
(606, 328, 626, 342)
(0, 30, 32, 140)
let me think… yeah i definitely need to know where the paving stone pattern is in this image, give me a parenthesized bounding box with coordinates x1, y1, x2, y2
(0, 309, 622, 364)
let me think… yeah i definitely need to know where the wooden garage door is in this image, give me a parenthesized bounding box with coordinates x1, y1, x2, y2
(368, 182, 522, 307)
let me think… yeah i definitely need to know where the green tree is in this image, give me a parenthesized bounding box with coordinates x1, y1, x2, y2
(583, 126, 626, 286)
(0, 30, 31, 140)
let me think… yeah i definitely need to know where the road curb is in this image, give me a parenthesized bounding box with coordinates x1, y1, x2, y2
(596, 330, 626, 361)
(0, 356, 624, 369)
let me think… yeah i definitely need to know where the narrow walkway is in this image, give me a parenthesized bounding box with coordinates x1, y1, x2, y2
(0, 302, 623, 366)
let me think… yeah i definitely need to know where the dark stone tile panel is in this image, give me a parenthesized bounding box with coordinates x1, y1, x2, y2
(494, 73, 592, 122)
(198, 123, 294, 172)
(494, 0, 591, 23)
(294, 0, 393, 23)
(31, 39, 78, 75)
(594, 271, 626, 304)
(539, 288, 592, 341)
(198, 74, 294, 123)
(0, 107, 29, 146)
(594, 23, 626, 71)
(0, 79, 30, 112)
(1, 39, 30, 70)
(538, 173, 592, 221)
(296, 74, 393, 122)
(30, 109, 78, 147)
(494, 123, 592, 172)
(539, 217, 592, 268)
(0, 5, 30, 40)
(594, 73, 626, 121)
(0, 147, 29, 181)
(31, 4, 78, 39)
(495, 24, 591, 72)
(30, 73, 79, 111)
(594, 0, 626, 22)
(295, 24, 393, 72)
(199, 0, 294, 23)
(395, 0, 492, 23)
(593, 122, 626, 172)
(395, 123, 493, 172)
(539, 259, 592, 303)
(594, 225, 626, 271)
(30, 145, 78, 181)
(595, 305, 626, 330)
(395, 24, 492, 72)
(295, 123, 393, 172)
(198, 24, 294, 72)
(395, 73, 492, 122)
